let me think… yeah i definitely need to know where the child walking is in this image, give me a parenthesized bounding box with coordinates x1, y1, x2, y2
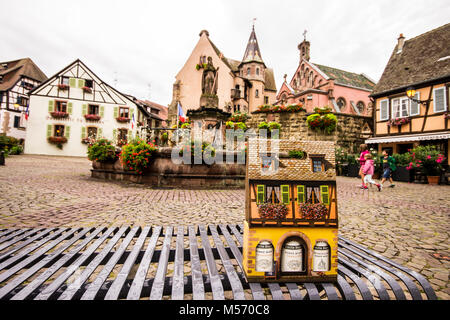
(358, 144, 370, 189)
(380, 150, 396, 188)
(362, 153, 382, 191)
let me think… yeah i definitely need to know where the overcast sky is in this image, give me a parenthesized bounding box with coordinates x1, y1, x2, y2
(1, 0, 449, 106)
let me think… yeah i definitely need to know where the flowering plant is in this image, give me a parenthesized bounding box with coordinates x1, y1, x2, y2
(270, 105, 287, 113)
(299, 203, 328, 220)
(50, 111, 69, 118)
(120, 138, 156, 174)
(286, 104, 306, 112)
(47, 136, 67, 144)
(306, 108, 337, 134)
(229, 112, 249, 122)
(388, 117, 410, 127)
(87, 139, 117, 162)
(257, 104, 273, 113)
(84, 114, 101, 121)
(258, 203, 288, 219)
(406, 145, 446, 176)
(116, 116, 130, 123)
(57, 84, 69, 90)
(82, 86, 92, 93)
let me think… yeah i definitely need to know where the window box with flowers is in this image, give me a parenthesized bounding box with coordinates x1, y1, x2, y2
(82, 86, 92, 93)
(387, 117, 411, 127)
(84, 114, 101, 121)
(50, 111, 69, 119)
(258, 203, 288, 220)
(299, 203, 328, 220)
(306, 107, 337, 135)
(116, 117, 130, 123)
(57, 84, 69, 91)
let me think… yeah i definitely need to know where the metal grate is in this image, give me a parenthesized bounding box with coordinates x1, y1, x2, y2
(0, 225, 437, 300)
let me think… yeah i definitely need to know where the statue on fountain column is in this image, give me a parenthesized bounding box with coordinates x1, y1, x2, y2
(200, 56, 219, 108)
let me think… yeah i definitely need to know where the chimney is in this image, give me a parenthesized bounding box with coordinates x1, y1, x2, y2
(397, 33, 405, 53)
(199, 29, 210, 37)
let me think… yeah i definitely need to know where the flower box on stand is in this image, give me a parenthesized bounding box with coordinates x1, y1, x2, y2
(50, 111, 69, 119)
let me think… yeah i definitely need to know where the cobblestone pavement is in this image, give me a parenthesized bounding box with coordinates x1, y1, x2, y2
(0, 155, 449, 299)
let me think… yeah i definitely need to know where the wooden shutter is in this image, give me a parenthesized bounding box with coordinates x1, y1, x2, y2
(65, 126, 71, 138)
(433, 87, 446, 112)
(81, 126, 86, 139)
(281, 185, 290, 204)
(48, 100, 54, 112)
(69, 78, 76, 88)
(68, 102, 73, 115)
(78, 79, 85, 88)
(114, 107, 119, 118)
(46, 124, 53, 137)
(98, 128, 103, 138)
(297, 185, 305, 203)
(82, 104, 87, 116)
(100, 106, 105, 117)
(112, 129, 117, 140)
(410, 92, 420, 116)
(320, 185, 330, 205)
(256, 185, 265, 204)
(380, 99, 388, 121)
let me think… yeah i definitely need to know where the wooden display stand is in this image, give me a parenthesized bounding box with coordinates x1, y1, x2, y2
(243, 138, 338, 282)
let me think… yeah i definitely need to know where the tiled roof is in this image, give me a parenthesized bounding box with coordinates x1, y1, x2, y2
(314, 63, 375, 90)
(0, 58, 47, 91)
(372, 23, 450, 96)
(247, 139, 336, 181)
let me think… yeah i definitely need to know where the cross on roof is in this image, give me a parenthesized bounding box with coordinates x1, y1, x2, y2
(303, 29, 307, 41)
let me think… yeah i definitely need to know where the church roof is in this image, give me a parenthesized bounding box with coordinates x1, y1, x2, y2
(0, 58, 47, 91)
(313, 63, 375, 91)
(371, 23, 450, 97)
(242, 26, 264, 64)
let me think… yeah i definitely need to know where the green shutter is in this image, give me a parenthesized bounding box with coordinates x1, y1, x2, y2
(69, 78, 76, 88)
(67, 102, 73, 115)
(98, 128, 103, 138)
(297, 185, 305, 204)
(65, 126, 71, 139)
(112, 129, 117, 140)
(129, 108, 134, 119)
(256, 185, 265, 204)
(46, 124, 53, 137)
(82, 104, 87, 116)
(48, 100, 54, 112)
(100, 106, 105, 118)
(128, 129, 132, 141)
(78, 79, 85, 88)
(81, 127, 86, 139)
(281, 185, 290, 204)
(320, 185, 330, 205)
(114, 106, 119, 118)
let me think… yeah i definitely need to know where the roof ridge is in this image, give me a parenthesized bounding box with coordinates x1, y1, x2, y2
(313, 62, 366, 77)
(404, 22, 450, 43)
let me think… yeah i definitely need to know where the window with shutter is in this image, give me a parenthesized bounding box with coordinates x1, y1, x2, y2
(320, 185, 330, 205)
(433, 87, 447, 113)
(410, 92, 420, 116)
(256, 185, 265, 204)
(391, 98, 400, 118)
(280, 185, 290, 204)
(380, 99, 389, 121)
(297, 185, 305, 204)
(46, 124, 53, 137)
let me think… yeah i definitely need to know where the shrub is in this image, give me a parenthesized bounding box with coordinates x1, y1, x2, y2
(286, 104, 306, 112)
(392, 153, 412, 166)
(406, 145, 446, 176)
(306, 110, 337, 134)
(180, 122, 190, 129)
(235, 122, 247, 131)
(179, 140, 216, 159)
(120, 138, 156, 174)
(9, 145, 23, 155)
(87, 139, 117, 162)
(268, 122, 281, 132)
(257, 105, 272, 113)
(258, 122, 269, 130)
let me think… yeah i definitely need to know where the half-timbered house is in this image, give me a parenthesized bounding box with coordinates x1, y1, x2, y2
(366, 23, 450, 162)
(25, 59, 144, 157)
(243, 138, 338, 282)
(0, 58, 47, 140)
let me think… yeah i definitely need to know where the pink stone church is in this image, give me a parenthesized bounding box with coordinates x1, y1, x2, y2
(277, 36, 376, 116)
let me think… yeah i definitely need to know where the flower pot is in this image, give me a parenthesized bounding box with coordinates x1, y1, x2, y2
(427, 176, 439, 185)
(92, 160, 101, 169)
(393, 166, 412, 182)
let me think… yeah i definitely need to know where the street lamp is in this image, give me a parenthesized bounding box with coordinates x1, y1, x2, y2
(406, 86, 432, 105)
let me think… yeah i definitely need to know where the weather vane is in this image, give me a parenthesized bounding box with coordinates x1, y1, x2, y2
(252, 18, 257, 29)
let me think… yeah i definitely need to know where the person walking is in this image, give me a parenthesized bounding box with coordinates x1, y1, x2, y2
(362, 153, 382, 191)
(358, 144, 370, 189)
(380, 149, 396, 188)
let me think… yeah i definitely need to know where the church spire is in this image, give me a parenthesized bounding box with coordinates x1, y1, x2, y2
(242, 24, 264, 64)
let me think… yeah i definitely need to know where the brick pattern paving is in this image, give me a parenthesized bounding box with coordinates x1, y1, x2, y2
(0, 155, 449, 299)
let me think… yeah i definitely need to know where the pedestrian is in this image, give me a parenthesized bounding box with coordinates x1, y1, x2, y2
(380, 149, 396, 188)
(358, 144, 370, 189)
(362, 153, 382, 191)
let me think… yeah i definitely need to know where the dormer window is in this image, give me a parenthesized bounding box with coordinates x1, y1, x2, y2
(84, 79, 93, 88)
(310, 154, 325, 172)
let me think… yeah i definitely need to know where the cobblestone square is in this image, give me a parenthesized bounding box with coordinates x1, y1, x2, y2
(0, 155, 449, 299)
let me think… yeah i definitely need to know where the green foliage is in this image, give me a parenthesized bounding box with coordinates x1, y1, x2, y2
(120, 138, 156, 174)
(268, 122, 281, 131)
(87, 139, 117, 163)
(0, 136, 20, 151)
(229, 112, 248, 123)
(306, 110, 337, 134)
(235, 122, 247, 131)
(179, 140, 216, 159)
(180, 122, 190, 129)
(406, 145, 446, 175)
(9, 145, 23, 155)
(288, 150, 305, 159)
(258, 121, 269, 130)
(392, 153, 412, 166)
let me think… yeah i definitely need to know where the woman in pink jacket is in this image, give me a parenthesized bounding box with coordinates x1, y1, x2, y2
(358, 144, 370, 189)
(362, 153, 382, 191)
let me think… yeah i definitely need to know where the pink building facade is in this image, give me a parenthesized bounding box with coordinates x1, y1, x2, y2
(277, 39, 376, 116)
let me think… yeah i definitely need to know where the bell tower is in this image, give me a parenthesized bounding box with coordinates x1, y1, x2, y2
(298, 30, 310, 62)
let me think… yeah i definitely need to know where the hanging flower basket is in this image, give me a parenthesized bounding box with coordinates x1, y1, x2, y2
(57, 84, 69, 90)
(258, 203, 288, 220)
(82, 86, 92, 93)
(50, 111, 69, 118)
(84, 114, 101, 121)
(299, 203, 328, 220)
(116, 117, 130, 123)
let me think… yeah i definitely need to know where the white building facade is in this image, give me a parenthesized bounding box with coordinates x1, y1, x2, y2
(25, 59, 140, 157)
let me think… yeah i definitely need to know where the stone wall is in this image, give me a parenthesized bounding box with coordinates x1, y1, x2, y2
(246, 111, 373, 154)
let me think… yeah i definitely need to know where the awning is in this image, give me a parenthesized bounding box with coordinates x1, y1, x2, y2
(365, 131, 450, 144)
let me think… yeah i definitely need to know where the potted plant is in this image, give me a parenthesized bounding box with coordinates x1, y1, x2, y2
(120, 138, 156, 174)
(392, 153, 413, 182)
(87, 138, 118, 169)
(258, 203, 288, 220)
(299, 203, 328, 220)
(268, 121, 281, 137)
(50, 111, 69, 118)
(406, 145, 446, 185)
(286, 104, 306, 112)
(346, 154, 360, 177)
(229, 112, 249, 123)
(306, 106, 337, 134)
(84, 114, 101, 121)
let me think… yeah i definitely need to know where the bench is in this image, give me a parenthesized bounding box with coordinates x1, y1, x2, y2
(0, 225, 437, 300)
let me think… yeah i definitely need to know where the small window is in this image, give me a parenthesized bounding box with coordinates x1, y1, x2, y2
(85, 79, 93, 88)
(119, 107, 129, 118)
(16, 96, 29, 107)
(264, 96, 269, 104)
(255, 89, 259, 98)
(118, 128, 128, 144)
(256, 68, 260, 75)
(247, 68, 250, 76)
(336, 97, 346, 110)
(14, 116, 20, 128)
(87, 127, 98, 139)
(433, 87, 447, 113)
(88, 104, 99, 115)
(311, 156, 325, 173)
(54, 125, 65, 137)
(380, 99, 389, 121)
(55, 100, 67, 112)
(356, 101, 365, 113)
(60, 76, 69, 85)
